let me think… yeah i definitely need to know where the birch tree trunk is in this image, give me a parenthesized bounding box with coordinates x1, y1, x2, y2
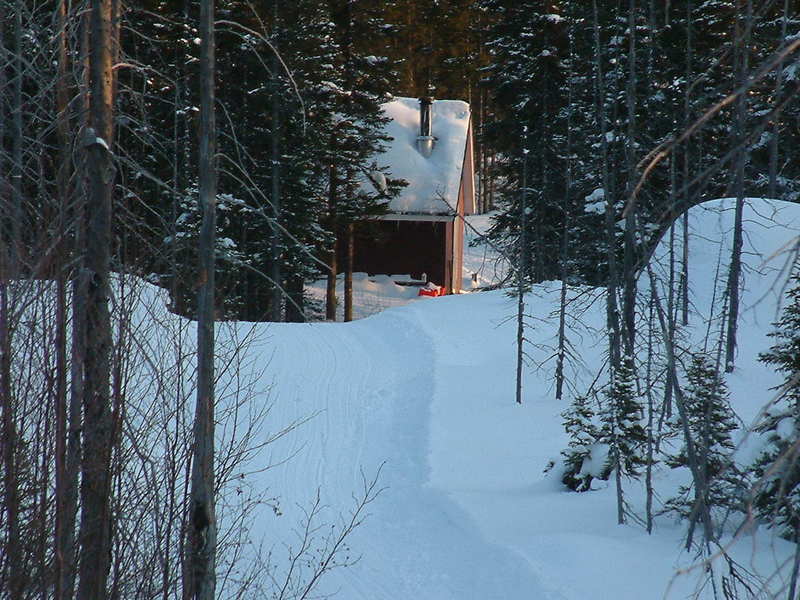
(188, 0, 217, 597)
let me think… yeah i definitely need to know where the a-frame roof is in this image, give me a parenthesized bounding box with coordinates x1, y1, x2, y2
(378, 97, 471, 216)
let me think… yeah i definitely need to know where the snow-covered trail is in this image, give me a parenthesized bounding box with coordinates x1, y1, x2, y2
(258, 306, 551, 600)
(245, 199, 800, 599)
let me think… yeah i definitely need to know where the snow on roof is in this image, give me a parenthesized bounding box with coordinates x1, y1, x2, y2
(379, 97, 471, 215)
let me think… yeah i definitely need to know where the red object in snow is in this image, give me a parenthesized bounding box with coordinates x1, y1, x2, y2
(418, 283, 443, 297)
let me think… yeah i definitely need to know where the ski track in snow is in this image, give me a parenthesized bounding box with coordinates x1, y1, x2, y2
(240, 199, 800, 599)
(260, 306, 555, 599)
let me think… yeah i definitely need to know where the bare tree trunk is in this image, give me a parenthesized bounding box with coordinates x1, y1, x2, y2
(326, 238, 338, 321)
(679, 0, 693, 327)
(188, 0, 217, 597)
(344, 223, 354, 322)
(769, 0, 789, 199)
(555, 15, 575, 401)
(0, 8, 5, 273)
(11, 0, 24, 274)
(646, 264, 715, 549)
(1, 11, 22, 592)
(269, 28, 282, 322)
(76, 1, 116, 598)
(326, 156, 338, 321)
(54, 2, 75, 597)
(615, 445, 625, 525)
(61, 13, 93, 600)
(622, 0, 638, 360)
(725, 0, 751, 373)
(285, 273, 305, 322)
(1, 284, 22, 600)
(65, 253, 86, 600)
(593, 0, 621, 372)
(645, 295, 656, 533)
(788, 525, 800, 600)
(515, 139, 528, 405)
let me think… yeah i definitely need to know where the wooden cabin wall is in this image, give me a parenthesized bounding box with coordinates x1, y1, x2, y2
(350, 220, 451, 290)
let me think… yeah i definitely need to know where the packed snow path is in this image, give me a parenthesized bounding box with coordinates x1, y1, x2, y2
(263, 305, 554, 599)
(249, 199, 800, 599)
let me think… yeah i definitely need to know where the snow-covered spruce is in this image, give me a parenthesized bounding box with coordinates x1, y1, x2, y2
(559, 393, 601, 492)
(601, 356, 647, 481)
(663, 353, 745, 521)
(751, 272, 800, 541)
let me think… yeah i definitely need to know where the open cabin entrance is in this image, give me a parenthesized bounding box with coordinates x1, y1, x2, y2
(347, 218, 458, 294)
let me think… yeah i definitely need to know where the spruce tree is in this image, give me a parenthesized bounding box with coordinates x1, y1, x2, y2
(602, 356, 648, 479)
(664, 353, 743, 520)
(560, 393, 600, 492)
(480, 0, 572, 284)
(751, 273, 800, 540)
(601, 355, 647, 523)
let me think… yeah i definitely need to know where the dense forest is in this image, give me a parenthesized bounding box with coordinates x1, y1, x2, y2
(2, 2, 799, 319)
(2, 1, 800, 599)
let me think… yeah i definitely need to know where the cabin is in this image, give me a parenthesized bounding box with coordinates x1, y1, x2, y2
(354, 96, 476, 294)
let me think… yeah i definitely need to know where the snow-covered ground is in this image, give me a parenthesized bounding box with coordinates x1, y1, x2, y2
(225, 199, 800, 598)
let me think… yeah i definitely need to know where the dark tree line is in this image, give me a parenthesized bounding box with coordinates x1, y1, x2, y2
(482, 0, 800, 288)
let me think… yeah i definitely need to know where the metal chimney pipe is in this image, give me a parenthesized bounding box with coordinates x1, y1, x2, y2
(416, 97, 435, 158)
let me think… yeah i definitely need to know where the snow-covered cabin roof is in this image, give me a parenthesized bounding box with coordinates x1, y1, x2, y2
(379, 97, 471, 215)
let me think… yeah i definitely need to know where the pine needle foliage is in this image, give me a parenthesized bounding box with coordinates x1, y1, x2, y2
(560, 393, 600, 492)
(664, 353, 743, 520)
(751, 273, 800, 540)
(601, 356, 647, 480)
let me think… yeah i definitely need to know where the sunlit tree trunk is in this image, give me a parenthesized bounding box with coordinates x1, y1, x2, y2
(76, 0, 116, 598)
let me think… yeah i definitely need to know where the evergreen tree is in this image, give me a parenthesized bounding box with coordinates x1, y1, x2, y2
(560, 393, 601, 492)
(602, 356, 648, 479)
(664, 353, 743, 520)
(600, 355, 647, 523)
(751, 273, 800, 540)
(480, 0, 573, 284)
(323, 0, 403, 320)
